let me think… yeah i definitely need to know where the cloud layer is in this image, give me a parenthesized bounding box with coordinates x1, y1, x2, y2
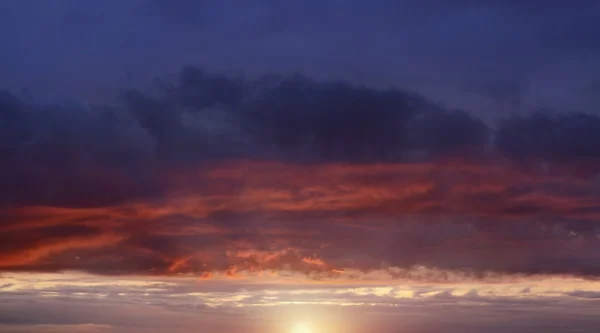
(2, 67, 600, 280)
(2, 272, 600, 333)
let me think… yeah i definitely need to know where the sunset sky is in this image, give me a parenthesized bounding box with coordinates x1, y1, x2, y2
(2, 1, 600, 333)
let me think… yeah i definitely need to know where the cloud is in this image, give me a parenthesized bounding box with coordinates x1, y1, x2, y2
(0, 324, 112, 333)
(2, 66, 600, 280)
(564, 290, 600, 299)
(2, 3, 599, 332)
(496, 112, 600, 175)
(3, 271, 600, 333)
(0, 67, 491, 208)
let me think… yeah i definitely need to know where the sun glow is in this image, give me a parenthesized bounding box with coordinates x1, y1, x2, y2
(291, 323, 313, 333)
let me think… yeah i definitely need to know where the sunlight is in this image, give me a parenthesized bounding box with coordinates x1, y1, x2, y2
(291, 323, 313, 333)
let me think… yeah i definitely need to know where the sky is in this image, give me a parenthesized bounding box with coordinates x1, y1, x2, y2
(1, 1, 600, 332)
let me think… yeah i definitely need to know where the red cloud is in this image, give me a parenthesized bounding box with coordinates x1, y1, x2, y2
(1, 160, 600, 278)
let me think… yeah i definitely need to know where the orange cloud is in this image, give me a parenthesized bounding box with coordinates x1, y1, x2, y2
(0, 232, 124, 268)
(302, 257, 326, 266)
(2, 160, 600, 279)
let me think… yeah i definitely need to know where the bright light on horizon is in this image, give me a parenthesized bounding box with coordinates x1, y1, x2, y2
(291, 323, 313, 333)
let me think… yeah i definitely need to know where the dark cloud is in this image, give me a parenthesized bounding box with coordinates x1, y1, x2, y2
(2, 66, 600, 279)
(0, 67, 491, 206)
(238, 74, 489, 162)
(496, 112, 600, 175)
(565, 290, 600, 299)
(0, 92, 158, 207)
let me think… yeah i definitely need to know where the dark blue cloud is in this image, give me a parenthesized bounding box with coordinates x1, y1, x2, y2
(2, 65, 600, 210)
(496, 112, 600, 175)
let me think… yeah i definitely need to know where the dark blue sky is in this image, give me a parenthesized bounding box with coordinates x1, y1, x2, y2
(2, 0, 599, 121)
